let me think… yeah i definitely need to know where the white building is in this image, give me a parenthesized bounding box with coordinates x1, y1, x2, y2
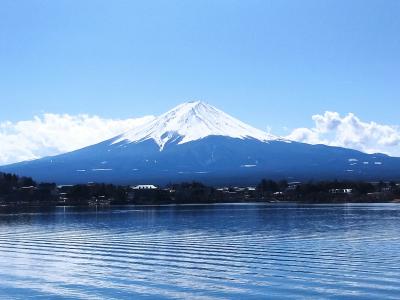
(131, 185, 158, 190)
(329, 188, 352, 194)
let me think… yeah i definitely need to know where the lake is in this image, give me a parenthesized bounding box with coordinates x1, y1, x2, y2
(0, 203, 400, 299)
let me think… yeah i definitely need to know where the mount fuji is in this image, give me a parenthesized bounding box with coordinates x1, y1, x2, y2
(2, 101, 400, 185)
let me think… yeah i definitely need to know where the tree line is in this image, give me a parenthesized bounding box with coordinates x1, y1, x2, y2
(1, 172, 399, 207)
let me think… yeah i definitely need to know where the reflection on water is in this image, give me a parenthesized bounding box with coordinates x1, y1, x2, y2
(0, 203, 400, 299)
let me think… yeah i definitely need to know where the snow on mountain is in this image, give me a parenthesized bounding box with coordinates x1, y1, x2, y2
(112, 101, 278, 150)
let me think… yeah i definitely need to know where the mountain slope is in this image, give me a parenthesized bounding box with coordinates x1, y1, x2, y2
(2, 101, 400, 185)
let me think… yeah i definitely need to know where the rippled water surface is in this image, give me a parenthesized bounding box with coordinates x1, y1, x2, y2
(1, 203, 400, 299)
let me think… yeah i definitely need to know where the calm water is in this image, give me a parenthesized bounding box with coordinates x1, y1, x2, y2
(0, 203, 400, 299)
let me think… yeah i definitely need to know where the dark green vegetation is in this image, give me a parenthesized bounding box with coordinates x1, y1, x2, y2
(1, 172, 400, 207)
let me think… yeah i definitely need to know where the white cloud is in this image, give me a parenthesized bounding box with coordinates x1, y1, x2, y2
(0, 114, 154, 165)
(286, 111, 400, 157)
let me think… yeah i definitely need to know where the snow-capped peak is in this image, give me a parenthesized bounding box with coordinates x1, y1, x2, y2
(112, 101, 278, 149)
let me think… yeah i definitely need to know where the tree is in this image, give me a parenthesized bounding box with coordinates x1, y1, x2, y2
(258, 179, 278, 193)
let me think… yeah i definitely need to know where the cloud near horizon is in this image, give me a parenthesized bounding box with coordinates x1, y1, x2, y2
(286, 111, 400, 157)
(0, 111, 399, 166)
(0, 113, 154, 165)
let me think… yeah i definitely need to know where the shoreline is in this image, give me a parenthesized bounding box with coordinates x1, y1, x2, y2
(1, 199, 399, 210)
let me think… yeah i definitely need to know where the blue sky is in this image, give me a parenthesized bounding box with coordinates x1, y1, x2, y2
(0, 0, 400, 164)
(1, 0, 399, 131)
